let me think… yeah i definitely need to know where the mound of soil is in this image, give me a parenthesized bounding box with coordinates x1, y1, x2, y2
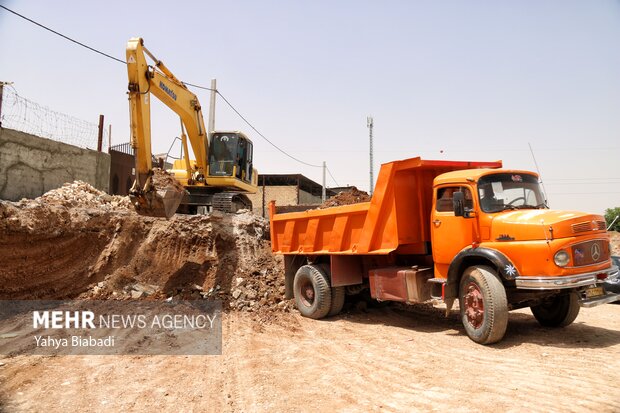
(150, 168, 186, 193)
(0, 182, 290, 312)
(319, 187, 371, 208)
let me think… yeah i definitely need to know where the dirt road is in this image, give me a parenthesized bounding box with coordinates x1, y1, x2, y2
(1, 303, 619, 412)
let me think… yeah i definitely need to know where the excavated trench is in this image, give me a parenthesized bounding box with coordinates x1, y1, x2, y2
(0, 182, 287, 312)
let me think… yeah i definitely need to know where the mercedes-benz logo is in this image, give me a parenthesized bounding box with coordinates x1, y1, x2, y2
(591, 243, 601, 261)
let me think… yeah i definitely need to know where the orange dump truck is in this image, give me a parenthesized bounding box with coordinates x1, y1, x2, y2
(269, 157, 620, 344)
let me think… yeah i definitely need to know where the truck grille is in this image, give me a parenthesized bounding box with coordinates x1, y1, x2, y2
(571, 239, 610, 267)
(571, 220, 606, 234)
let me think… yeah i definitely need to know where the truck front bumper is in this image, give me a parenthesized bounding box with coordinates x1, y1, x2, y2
(514, 265, 618, 290)
(514, 265, 620, 307)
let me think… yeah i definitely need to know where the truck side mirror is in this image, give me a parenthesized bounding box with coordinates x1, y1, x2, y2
(453, 191, 465, 217)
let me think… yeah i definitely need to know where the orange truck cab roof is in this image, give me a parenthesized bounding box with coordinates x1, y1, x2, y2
(269, 157, 502, 255)
(433, 168, 538, 186)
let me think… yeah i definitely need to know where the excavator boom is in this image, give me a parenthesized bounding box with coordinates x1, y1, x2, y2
(126, 37, 207, 218)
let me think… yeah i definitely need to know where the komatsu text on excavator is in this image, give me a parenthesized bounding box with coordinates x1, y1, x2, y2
(126, 37, 258, 218)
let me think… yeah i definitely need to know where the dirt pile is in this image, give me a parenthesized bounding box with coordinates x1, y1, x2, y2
(150, 167, 186, 193)
(0, 182, 289, 312)
(319, 187, 371, 208)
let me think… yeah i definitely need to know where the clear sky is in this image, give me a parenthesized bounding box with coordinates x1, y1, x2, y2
(1, 0, 619, 215)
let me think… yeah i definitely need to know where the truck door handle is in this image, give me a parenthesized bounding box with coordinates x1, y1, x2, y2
(433, 219, 441, 227)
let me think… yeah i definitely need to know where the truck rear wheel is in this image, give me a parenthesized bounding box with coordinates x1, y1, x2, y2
(328, 286, 346, 317)
(530, 293, 580, 327)
(293, 265, 332, 319)
(459, 266, 508, 345)
(317, 263, 345, 317)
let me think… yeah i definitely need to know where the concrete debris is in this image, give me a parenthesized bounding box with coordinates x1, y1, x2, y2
(130, 290, 146, 299)
(33, 181, 132, 211)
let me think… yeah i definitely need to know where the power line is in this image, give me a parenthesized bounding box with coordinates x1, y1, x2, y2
(175, 81, 323, 168)
(0, 4, 328, 172)
(545, 181, 620, 186)
(548, 191, 620, 195)
(545, 178, 620, 182)
(326, 165, 340, 187)
(0, 5, 126, 65)
(182, 82, 215, 92)
(214, 90, 322, 168)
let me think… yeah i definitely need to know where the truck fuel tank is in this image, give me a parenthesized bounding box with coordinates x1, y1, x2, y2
(369, 266, 433, 303)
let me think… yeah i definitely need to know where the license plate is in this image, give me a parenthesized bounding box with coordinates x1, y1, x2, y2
(585, 287, 604, 299)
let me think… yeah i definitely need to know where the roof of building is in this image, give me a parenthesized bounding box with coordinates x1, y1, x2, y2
(258, 174, 336, 197)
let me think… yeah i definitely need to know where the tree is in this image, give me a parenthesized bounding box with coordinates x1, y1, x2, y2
(605, 207, 620, 232)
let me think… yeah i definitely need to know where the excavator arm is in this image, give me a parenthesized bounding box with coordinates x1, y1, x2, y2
(126, 37, 208, 217)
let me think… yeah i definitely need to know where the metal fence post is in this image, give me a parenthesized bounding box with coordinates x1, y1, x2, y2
(0, 83, 4, 128)
(97, 114, 104, 151)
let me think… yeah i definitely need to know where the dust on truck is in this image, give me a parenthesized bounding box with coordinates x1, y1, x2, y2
(269, 157, 620, 344)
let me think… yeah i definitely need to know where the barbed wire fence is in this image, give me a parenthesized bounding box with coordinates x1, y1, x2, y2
(0, 84, 109, 152)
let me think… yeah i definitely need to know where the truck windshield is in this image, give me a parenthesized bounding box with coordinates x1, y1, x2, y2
(209, 134, 238, 176)
(477, 173, 546, 213)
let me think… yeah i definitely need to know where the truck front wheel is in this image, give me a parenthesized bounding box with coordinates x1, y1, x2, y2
(293, 265, 332, 319)
(530, 293, 580, 327)
(459, 266, 509, 345)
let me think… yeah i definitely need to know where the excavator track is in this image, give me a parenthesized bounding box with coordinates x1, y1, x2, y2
(212, 192, 252, 213)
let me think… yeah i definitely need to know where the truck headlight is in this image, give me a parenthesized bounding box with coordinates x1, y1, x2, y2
(554, 250, 570, 267)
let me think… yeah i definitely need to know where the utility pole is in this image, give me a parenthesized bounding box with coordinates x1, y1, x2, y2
(322, 161, 327, 202)
(367, 116, 374, 195)
(208, 78, 216, 139)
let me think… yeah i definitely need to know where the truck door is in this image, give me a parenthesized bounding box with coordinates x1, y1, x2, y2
(431, 186, 475, 272)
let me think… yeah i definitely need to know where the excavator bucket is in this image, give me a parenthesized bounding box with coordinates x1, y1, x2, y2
(129, 170, 186, 219)
(129, 188, 185, 218)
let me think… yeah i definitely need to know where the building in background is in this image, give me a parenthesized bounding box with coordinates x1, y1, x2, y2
(247, 174, 336, 218)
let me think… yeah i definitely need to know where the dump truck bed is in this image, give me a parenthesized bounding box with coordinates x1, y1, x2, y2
(269, 157, 502, 255)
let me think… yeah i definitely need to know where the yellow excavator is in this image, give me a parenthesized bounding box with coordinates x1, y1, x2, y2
(126, 37, 257, 218)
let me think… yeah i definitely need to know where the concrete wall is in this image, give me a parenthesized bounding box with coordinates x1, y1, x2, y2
(247, 185, 298, 217)
(247, 186, 324, 217)
(299, 189, 322, 205)
(0, 128, 110, 201)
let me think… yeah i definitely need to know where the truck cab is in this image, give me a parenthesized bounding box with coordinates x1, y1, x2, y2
(429, 168, 617, 342)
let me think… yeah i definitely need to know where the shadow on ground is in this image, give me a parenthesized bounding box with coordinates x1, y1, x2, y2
(331, 299, 620, 349)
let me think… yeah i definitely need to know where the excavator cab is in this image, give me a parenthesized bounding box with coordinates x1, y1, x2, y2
(208, 132, 254, 183)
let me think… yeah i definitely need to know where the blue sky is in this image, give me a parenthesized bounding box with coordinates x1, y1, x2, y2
(1, 0, 619, 214)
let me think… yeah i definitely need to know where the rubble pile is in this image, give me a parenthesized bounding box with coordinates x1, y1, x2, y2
(0, 181, 290, 312)
(226, 256, 292, 312)
(319, 187, 371, 209)
(20, 181, 133, 211)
